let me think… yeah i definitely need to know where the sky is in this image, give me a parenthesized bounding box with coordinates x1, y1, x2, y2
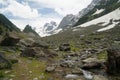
(0, 0, 92, 35)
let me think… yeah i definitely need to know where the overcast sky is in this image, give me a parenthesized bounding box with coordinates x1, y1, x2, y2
(0, 0, 92, 34)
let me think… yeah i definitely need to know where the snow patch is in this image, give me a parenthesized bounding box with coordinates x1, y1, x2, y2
(93, 9, 105, 15)
(72, 28, 81, 31)
(118, 0, 120, 3)
(97, 22, 119, 32)
(77, 8, 120, 27)
(54, 28, 62, 34)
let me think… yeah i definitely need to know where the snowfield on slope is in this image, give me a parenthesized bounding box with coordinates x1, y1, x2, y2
(78, 8, 120, 27)
(97, 22, 119, 32)
(93, 9, 105, 15)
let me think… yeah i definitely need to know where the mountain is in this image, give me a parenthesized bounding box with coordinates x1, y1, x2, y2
(43, 21, 57, 34)
(74, 0, 120, 26)
(23, 25, 40, 37)
(57, 0, 102, 30)
(43, 8, 120, 49)
(42, 0, 120, 48)
(0, 14, 20, 34)
(40, 21, 62, 37)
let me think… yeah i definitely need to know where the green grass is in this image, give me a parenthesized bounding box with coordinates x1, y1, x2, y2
(8, 57, 51, 80)
(97, 50, 107, 60)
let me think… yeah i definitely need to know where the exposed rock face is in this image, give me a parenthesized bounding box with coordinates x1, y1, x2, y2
(81, 58, 102, 70)
(106, 46, 120, 74)
(0, 32, 20, 46)
(59, 43, 71, 51)
(81, 62, 102, 70)
(45, 65, 56, 72)
(21, 47, 57, 59)
(0, 53, 12, 69)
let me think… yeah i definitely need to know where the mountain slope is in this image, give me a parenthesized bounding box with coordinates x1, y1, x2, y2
(23, 25, 40, 37)
(57, 0, 102, 30)
(78, 8, 120, 27)
(74, 0, 120, 26)
(0, 14, 20, 33)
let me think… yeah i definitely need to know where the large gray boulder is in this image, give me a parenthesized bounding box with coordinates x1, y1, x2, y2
(0, 53, 12, 69)
(59, 43, 71, 51)
(106, 45, 120, 74)
(0, 32, 20, 46)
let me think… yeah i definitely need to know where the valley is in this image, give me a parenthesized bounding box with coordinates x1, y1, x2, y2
(0, 0, 120, 80)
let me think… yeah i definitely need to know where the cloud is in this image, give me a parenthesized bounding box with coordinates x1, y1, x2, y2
(0, 0, 92, 36)
(0, 0, 40, 19)
(29, 0, 92, 16)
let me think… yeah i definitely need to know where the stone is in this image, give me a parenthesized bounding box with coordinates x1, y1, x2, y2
(0, 54, 12, 69)
(82, 58, 98, 63)
(65, 74, 79, 79)
(93, 75, 108, 80)
(0, 32, 20, 46)
(45, 65, 56, 72)
(72, 69, 83, 74)
(33, 78, 38, 80)
(81, 62, 102, 70)
(21, 47, 57, 59)
(59, 43, 71, 51)
(106, 46, 120, 74)
(20, 47, 45, 58)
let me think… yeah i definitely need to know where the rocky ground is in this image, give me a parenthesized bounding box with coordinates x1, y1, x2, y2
(0, 25, 120, 80)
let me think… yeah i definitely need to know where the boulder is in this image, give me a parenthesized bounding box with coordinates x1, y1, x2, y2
(21, 47, 57, 58)
(32, 40, 49, 49)
(81, 62, 102, 70)
(0, 32, 20, 46)
(20, 47, 46, 58)
(45, 65, 56, 72)
(59, 43, 71, 51)
(81, 58, 103, 70)
(18, 38, 49, 49)
(0, 53, 12, 69)
(106, 46, 120, 74)
(93, 75, 108, 80)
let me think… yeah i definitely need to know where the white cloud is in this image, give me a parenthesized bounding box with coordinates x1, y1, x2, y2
(0, 0, 40, 19)
(29, 0, 92, 16)
(0, 0, 92, 36)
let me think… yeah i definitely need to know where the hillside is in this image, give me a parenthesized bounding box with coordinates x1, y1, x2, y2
(0, 14, 20, 33)
(74, 0, 120, 26)
(23, 25, 40, 37)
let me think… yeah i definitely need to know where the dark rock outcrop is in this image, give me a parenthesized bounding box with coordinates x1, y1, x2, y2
(0, 32, 20, 46)
(59, 43, 71, 51)
(106, 46, 120, 74)
(21, 47, 57, 59)
(0, 53, 12, 69)
(81, 62, 102, 70)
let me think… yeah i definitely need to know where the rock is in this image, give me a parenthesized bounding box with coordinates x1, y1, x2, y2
(33, 78, 38, 80)
(29, 71, 32, 74)
(21, 47, 57, 59)
(59, 43, 71, 51)
(81, 58, 103, 70)
(18, 38, 35, 48)
(93, 75, 108, 80)
(60, 60, 75, 68)
(45, 65, 56, 72)
(72, 69, 83, 74)
(106, 45, 120, 74)
(4, 71, 11, 74)
(20, 47, 46, 58)
(0, 54, 12, 69)
(32, 41, 49, 49)
(82, 58, 98, 63)
(81, 62, 102, 70)
(65, 74, 79, 79)
(18, 38, 49, 51)
(0, 32, 20, 46)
